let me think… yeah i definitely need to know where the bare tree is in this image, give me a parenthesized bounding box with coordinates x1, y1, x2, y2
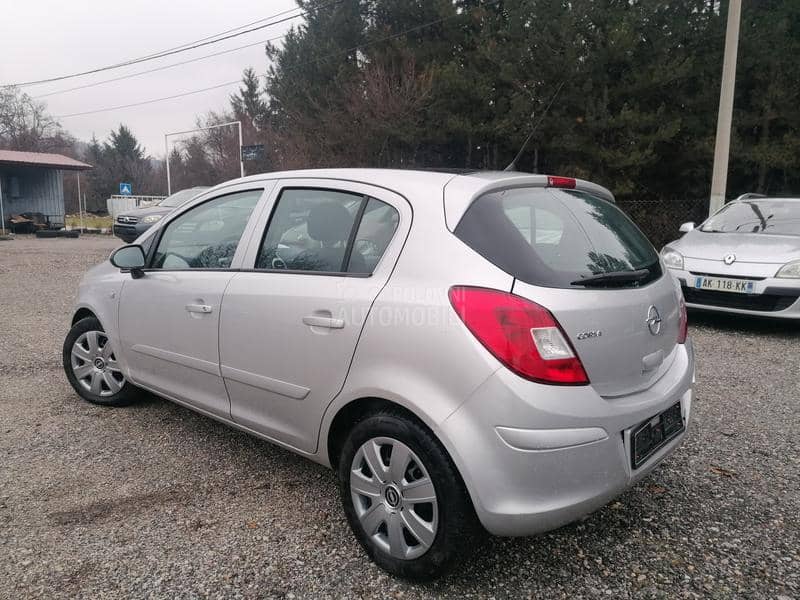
(0, 87, 73, 152)
(274, 55, 434, 169)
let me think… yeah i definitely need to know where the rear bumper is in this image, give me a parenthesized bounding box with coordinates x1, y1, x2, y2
(668, 267, 800, 318)
(439, 341, 694, 537)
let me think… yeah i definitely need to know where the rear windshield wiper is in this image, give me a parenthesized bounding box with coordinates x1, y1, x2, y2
(570, 268, 651, 287)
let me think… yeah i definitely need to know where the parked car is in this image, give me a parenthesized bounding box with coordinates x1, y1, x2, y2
(112, 186, 209, 243)
(662, 194, 800, 318)
(63, 169, 693, 580)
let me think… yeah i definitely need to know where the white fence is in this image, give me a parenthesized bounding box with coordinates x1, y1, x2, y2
(106, 195, 166, 219)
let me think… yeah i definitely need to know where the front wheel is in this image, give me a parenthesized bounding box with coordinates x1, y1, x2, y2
(338, 410, 482, 580)
(62, 316, 140, 406)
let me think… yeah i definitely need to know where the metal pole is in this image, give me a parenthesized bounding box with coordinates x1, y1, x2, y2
(0, 175, 5, 236)
(709, 0, 742, 216)
(165, 134, 172, 196)
(77, 172, 84, 232)
(238, 120, 244, 178)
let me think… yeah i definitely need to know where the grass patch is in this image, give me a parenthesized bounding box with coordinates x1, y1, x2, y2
(65, 214, 113, 229)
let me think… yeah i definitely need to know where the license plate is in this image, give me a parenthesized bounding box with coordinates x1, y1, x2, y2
(631, 402, 684, 469)
(694, 276, 754, 294)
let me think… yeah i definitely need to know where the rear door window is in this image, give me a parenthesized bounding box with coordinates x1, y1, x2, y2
(255, 189, 399, 274)
(351, 198, 400, 273)
(455, 188, 660, 288)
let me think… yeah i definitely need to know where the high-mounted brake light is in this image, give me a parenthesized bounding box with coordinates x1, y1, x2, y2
(547, 176, 577, 189)
(677, 295, 688, 344)
(449, 286, 589, 385)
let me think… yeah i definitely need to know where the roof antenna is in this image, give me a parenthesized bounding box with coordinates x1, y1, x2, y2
(504, 81, 566, 172)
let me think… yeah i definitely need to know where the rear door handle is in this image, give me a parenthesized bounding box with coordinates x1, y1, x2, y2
(302, 315, 345, 329)
(186, 303, 213, 314)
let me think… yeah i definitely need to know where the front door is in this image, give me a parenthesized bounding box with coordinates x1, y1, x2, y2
(118, 187, 265, 418)
(219, 180, 410, 453)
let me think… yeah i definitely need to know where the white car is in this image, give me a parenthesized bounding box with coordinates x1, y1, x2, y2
(63, 169, 693, 579)
(662, 195, 800, 318)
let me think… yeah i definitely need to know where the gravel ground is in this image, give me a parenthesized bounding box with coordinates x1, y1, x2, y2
(0, 235, 798, 599)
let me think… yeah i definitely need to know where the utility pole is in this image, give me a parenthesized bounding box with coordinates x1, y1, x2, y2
(709, 0, 742, 216)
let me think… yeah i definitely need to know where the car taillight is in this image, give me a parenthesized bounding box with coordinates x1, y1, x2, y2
(677, 295, 688, 344)
(547, 176, 577, 189)
(448, 286, 589, 385)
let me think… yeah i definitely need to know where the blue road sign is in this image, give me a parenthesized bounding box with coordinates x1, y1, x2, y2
(119, 182, 132, 196)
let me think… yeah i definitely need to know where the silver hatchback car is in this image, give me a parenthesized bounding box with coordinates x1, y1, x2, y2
(63, 169, 694, 580)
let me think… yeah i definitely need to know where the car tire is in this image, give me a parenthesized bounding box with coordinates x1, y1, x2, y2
(62, 316, 140, 407)
(338, 409, 482, 580)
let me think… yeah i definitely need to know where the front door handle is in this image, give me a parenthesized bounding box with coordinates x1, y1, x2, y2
(186, 303, 213, 314)
(302, 315, 345, 329)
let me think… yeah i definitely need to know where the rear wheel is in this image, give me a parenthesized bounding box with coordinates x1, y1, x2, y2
(338, 410, 482, 580)
(62, 317, 139, 406)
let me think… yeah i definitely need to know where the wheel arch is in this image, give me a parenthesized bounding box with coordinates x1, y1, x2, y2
(72, 307, 98, 325)
(325, 397, 436, 471)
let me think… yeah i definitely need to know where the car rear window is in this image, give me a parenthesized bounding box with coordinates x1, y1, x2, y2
(454, 188, 661, 288)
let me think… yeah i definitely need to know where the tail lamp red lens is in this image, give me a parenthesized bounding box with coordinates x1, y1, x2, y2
(547, 176, 577, 189)
(448, 286, 589, 385)
(677, 295, 688, 344)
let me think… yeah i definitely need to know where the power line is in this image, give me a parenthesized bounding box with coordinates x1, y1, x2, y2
(56, 81, 242, 118)
(33, 34, 286, 99)
(4, 1, 342, 88)
(55, 0, 502, 120)
(113, 7, 300, 65)
(8, 13, 298, 87)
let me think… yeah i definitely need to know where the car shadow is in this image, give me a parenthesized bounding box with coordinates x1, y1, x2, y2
(687, 309, 800, 337)
(83, 388, 726, 593)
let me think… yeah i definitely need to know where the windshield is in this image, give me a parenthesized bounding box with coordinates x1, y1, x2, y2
(455, 188, 661, 288)
(701, 200, 800, 235)
(158, 187, 207, 208)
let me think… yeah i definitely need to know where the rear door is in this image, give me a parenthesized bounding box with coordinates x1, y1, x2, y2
(455, 187, 680, 397)
(219, 179, 411, 452)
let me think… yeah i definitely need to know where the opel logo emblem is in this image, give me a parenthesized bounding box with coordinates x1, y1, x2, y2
(384, 485, 401, 508)
(645, 305, 662, 336)
(724, 253, 736, 265)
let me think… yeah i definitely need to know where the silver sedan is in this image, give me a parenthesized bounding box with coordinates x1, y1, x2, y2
(662, 195, 800, 318)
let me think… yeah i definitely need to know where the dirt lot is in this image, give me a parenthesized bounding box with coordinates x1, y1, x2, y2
(1, 235, 798, 599)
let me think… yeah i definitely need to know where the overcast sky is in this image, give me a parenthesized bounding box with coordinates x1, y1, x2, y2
(0, 0, 298, 155)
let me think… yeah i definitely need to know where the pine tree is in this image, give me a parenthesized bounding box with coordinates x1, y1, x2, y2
(230, 68, 268, 131)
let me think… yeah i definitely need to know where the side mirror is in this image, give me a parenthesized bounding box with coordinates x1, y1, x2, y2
(679, 222, 695, 233)
(110, 244, 146, 278)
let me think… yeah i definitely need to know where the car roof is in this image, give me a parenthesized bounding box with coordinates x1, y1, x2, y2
(214, 168, 612, 201)
(229, 168, 463, 192)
